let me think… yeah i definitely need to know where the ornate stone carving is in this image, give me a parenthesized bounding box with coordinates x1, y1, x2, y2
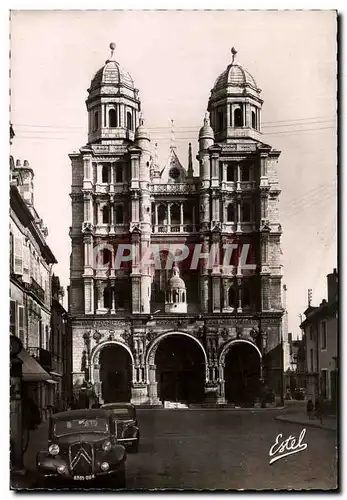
(221, 328, 229, 340)
(121, 328, 132, 346)
(236, 326, 243, 339)
(146, 329, 156, 343)
(82, 221, 94, 234)
(93, 330, 103, 343)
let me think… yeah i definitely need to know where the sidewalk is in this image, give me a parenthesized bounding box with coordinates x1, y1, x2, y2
(11, 421, 49, 489)
(275, 413, 337, 431)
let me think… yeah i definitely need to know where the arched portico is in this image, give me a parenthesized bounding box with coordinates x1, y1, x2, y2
(91, 340, 134, 404)
(146, 331, 208, 405)
(219, 339, 262, 407)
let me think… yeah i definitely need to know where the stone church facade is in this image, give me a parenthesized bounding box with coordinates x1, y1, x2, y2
(69, 44, 283, 406)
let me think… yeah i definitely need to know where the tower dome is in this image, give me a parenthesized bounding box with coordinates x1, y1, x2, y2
(86, 43, 141, 144)
(207, 47, 263, 142)
(168, 265, 186, 289)
(135, 113, 150, 142)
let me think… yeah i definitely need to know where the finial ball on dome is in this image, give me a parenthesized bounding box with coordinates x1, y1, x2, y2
(110, 42, 116, 50)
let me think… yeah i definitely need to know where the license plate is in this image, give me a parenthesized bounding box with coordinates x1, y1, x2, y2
(73, 475, 95, 481)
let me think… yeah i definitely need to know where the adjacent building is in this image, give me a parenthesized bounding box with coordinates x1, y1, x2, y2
(300, 269, 338, 406)
(69, 45, 283, 407)
(10, 149, 71, 418)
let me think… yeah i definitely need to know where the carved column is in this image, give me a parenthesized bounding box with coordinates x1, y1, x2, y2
(180, 203, 184, 230)
(237, 277, 243, 313)
(236, 198, 242, 232)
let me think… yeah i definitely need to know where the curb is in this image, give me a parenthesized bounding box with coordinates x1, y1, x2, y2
(136, 406, 285, 411)
(275, 415, 337, 431)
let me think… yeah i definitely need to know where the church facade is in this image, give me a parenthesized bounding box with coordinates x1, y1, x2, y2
(69, 44, 283, 407)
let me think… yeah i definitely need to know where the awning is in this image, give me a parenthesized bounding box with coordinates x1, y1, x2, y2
(49, 371, 63, 378)
(18, 348, 53, 383)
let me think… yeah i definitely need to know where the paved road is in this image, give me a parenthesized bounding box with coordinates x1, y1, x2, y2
(125, 409, 337, 490)
(12, 408, 337, 491)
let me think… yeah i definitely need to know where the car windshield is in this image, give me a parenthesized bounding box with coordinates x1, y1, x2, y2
(54, 417, 109, 437)
(108, 408, 133, 419)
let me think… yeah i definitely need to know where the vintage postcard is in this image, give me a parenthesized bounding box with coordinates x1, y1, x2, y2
(9, 9, 338, 491)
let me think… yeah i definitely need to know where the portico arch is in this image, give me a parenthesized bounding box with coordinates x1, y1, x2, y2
(91, 340, 134, 404)
(146, 331, 208, 405)
(220, 339, 262, 406)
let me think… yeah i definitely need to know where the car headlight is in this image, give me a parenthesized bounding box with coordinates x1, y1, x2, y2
(102, 440, 112, 452)
(48, 444, 60, 456)
(57, 464, 67, 474)
(100, 462, 109, 471)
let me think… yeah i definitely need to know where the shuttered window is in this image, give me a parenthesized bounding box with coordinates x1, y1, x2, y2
(22, 243, 30, 283)
(10, 300, 16, 335)
(18, 305, 25, 343)
(14, 237, 23, 275)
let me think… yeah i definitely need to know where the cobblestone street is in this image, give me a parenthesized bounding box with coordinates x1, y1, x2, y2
(12, 407, 337, 491)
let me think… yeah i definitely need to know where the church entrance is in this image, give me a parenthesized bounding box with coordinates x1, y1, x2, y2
(155, 335, 205, 404)
(224, 342, 261, 407)
(99, 344, 132, 403)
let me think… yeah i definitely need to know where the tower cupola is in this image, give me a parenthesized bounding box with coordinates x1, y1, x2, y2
(208, 47, 263, 143)
(165, 265, 187, 314)
(86, 42, 141, 144)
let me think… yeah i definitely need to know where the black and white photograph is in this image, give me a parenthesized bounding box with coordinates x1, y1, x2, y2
(8, 9, 338, 491)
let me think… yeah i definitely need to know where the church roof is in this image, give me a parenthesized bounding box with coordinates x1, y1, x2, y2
(160, 147, 186, 182)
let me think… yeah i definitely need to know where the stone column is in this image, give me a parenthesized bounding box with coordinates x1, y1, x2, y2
(167, 203, 171, 227)
(148, 364, 160, 405)
(237, 163, 241, 191)
(237, 278, 242, 313)
(96, 281, 105, 313)
(217, 363, 226, 404)
(180, 203, 184, 230)
(154, 203, 158, 227)
(93, 363, 102, 403)
(84, 278, 94, 314)
(111, 284, 116, 314)
(236, 199, 242, 232)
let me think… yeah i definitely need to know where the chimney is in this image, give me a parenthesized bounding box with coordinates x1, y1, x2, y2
(327, 268, 338, 304)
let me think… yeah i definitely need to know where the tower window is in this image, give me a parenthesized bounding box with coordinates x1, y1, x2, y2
(102, 164, 109, 183)
(93, 111, 99, 132)
(251, 111, 257, 129)
(102, 205, 110, 224)
(242, 201, 251, 222)
(115, 165, 123, 183)
(241, 164, 250, 182)
(102, 248, 112, 265)
(226, 163, 236, 182)
(115, 205, 124, 224)
(126, 111, 133, 131)
(228, 287, 237, 308)
(103, 287, 112, 309)
(227, 203, 235, 222)
(217, 110, 224, 132)
(234, 108, 243, 127)
(109, 108, 118, 128)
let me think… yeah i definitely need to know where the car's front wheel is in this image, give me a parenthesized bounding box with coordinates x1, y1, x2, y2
(110, 467, 126, 489)
(129, 436, 139, 453)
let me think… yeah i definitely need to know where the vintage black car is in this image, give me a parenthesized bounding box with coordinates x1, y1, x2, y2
(36, 409, 126, 488)
(101, 403, 140, 453)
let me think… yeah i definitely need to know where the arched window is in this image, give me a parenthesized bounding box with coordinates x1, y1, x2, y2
(227, 163, 235, 182)
(115, 165, 123, 183)
(242, 287, 251, 308)
(173, 290, 179, 303)
(115, 205, 124, 224)
(242, 201, 251, 222)
(102, 248, 112, 265)
(241, 164, 250, 182)
(234, 108, 243, 127)
(103, 287, 112, 309)
(93, 111, 99, 132)
(217, 110, 224, 131)
(251, 110, 257, 129)
(102, 205, 110, 224)
(228, 287, 237, 308)
(182, 291, 185, 302)
(126, 111, 133, 130)
(227, 203, 235, 222)
(102, 164, 109, 183)
(109, 108, 118, 128)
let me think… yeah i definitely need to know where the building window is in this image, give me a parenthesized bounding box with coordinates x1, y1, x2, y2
(126, 111, 133, 131)
(226, 163, 235, 182)
(18, 305, 25, 343)
(234, 108, 243, 127)
(321, 320, 327, 350)
(310, 348, 314, 373)
(10, 300, 16, 335)
(109, 108, 118, 128)
(227, 203, 235, 222)
(242, 287, 251, 308)
(241, 164, 250, 182)
(228, 287, 237, 308)
(251, 110, 257, 129)
(10, 233, 14, 274)
(115, 165, 123, 183)
(309, 325, 313, 341)
(115, 205, 124, 224)
(102, 205, 110, 224)
(242, 201, 251, 222)
(102, 164, 109, 183)
(93, 111, 99, 132)
(217, 110, 224, 132)
(321, 370, 327, 399)
(102, 248, 112, 266)
(103, 287, 112, 309)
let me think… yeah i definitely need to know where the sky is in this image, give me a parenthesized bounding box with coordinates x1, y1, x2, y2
(9, 10, 337, 335)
